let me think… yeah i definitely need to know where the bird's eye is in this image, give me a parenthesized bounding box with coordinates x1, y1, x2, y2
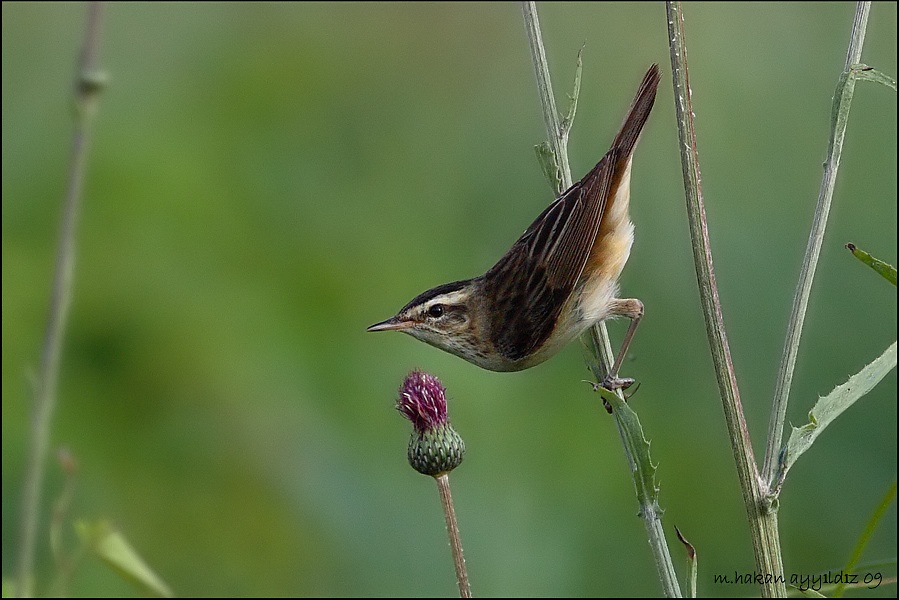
(427, 304, 445, 318)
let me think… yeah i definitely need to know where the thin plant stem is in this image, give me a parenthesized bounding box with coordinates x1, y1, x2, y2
(521, 1, 572, 186)
(521, 3, 681, 597)
(762, 1, 871, 487)
(435, 474, 471, 598)
(16, 3, 106, 597)
(675, 527, 697, 599)
(665, 2, 786, 596)
(48, 449, 80, 597)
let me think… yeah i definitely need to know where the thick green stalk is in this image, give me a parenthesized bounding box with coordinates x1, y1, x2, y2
(665, 2, 785, 597)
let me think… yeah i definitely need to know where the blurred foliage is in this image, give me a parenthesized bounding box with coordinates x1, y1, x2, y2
(2, 3, 896, 597)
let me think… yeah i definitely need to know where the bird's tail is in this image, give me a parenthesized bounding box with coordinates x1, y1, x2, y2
(611, 64, 660, 158)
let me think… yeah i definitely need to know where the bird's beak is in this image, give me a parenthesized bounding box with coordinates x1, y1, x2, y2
(366, 316, 413, 332)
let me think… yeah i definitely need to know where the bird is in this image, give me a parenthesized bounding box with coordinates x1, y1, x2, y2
(368, 65, 660, 390)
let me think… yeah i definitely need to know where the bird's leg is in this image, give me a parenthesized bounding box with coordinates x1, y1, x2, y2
(600, 298, 644, 392)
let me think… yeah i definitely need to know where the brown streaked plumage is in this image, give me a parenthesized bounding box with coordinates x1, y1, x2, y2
(368, 65, 660, 388)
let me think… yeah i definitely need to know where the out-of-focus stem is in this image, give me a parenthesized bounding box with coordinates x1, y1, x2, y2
(16, 3, 106, 597)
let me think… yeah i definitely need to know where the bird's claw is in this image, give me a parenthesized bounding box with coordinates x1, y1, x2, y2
(589, 376, 637, 414)
(600, 376, 635, 391)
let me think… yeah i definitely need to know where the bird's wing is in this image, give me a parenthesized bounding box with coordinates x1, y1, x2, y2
(482, 156, 615, 362)
(482, 65, 659, 363)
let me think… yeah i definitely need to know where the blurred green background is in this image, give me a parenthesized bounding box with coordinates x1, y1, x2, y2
(3, 2, 896, 597)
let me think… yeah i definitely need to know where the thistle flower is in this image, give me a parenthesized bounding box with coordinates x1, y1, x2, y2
(394, 370, 471, 597)
(397, 370, 465, 477)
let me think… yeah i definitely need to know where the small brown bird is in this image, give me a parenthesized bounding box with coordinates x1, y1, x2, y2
(369, 65, 660, 389)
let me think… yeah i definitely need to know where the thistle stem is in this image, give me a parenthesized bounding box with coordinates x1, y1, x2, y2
(435, 473, 471, 598)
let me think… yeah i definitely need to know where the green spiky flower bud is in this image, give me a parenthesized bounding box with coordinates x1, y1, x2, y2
(397, 371, 465, 476)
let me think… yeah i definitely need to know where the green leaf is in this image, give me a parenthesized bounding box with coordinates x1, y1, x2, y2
(847, 243, 897, 286)
(594, 385, 660, 515)
(850, 64, 897, 91)
(778, 342, 897, 486)
(534, 141, 562, 194)
(834, 481, 897, 597)
(559, 44, 584, 137)
(76, 520, 173, 597)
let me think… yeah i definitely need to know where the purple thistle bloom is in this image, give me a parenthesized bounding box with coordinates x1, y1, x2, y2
(397, 370, 448, 433)
(396, 370, 464, 476)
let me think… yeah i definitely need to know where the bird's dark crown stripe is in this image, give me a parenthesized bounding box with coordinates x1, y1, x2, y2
(400, 279, 471, 312)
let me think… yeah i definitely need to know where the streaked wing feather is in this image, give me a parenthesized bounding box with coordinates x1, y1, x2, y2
(483, 155, 616, 361)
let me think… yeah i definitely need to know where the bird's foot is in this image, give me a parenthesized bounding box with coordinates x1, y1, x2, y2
(600, 376, 635, 391)
(591, 376, 637, 414)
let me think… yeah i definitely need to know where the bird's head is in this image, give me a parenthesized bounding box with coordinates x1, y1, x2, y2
(367, 279, 481, 357)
